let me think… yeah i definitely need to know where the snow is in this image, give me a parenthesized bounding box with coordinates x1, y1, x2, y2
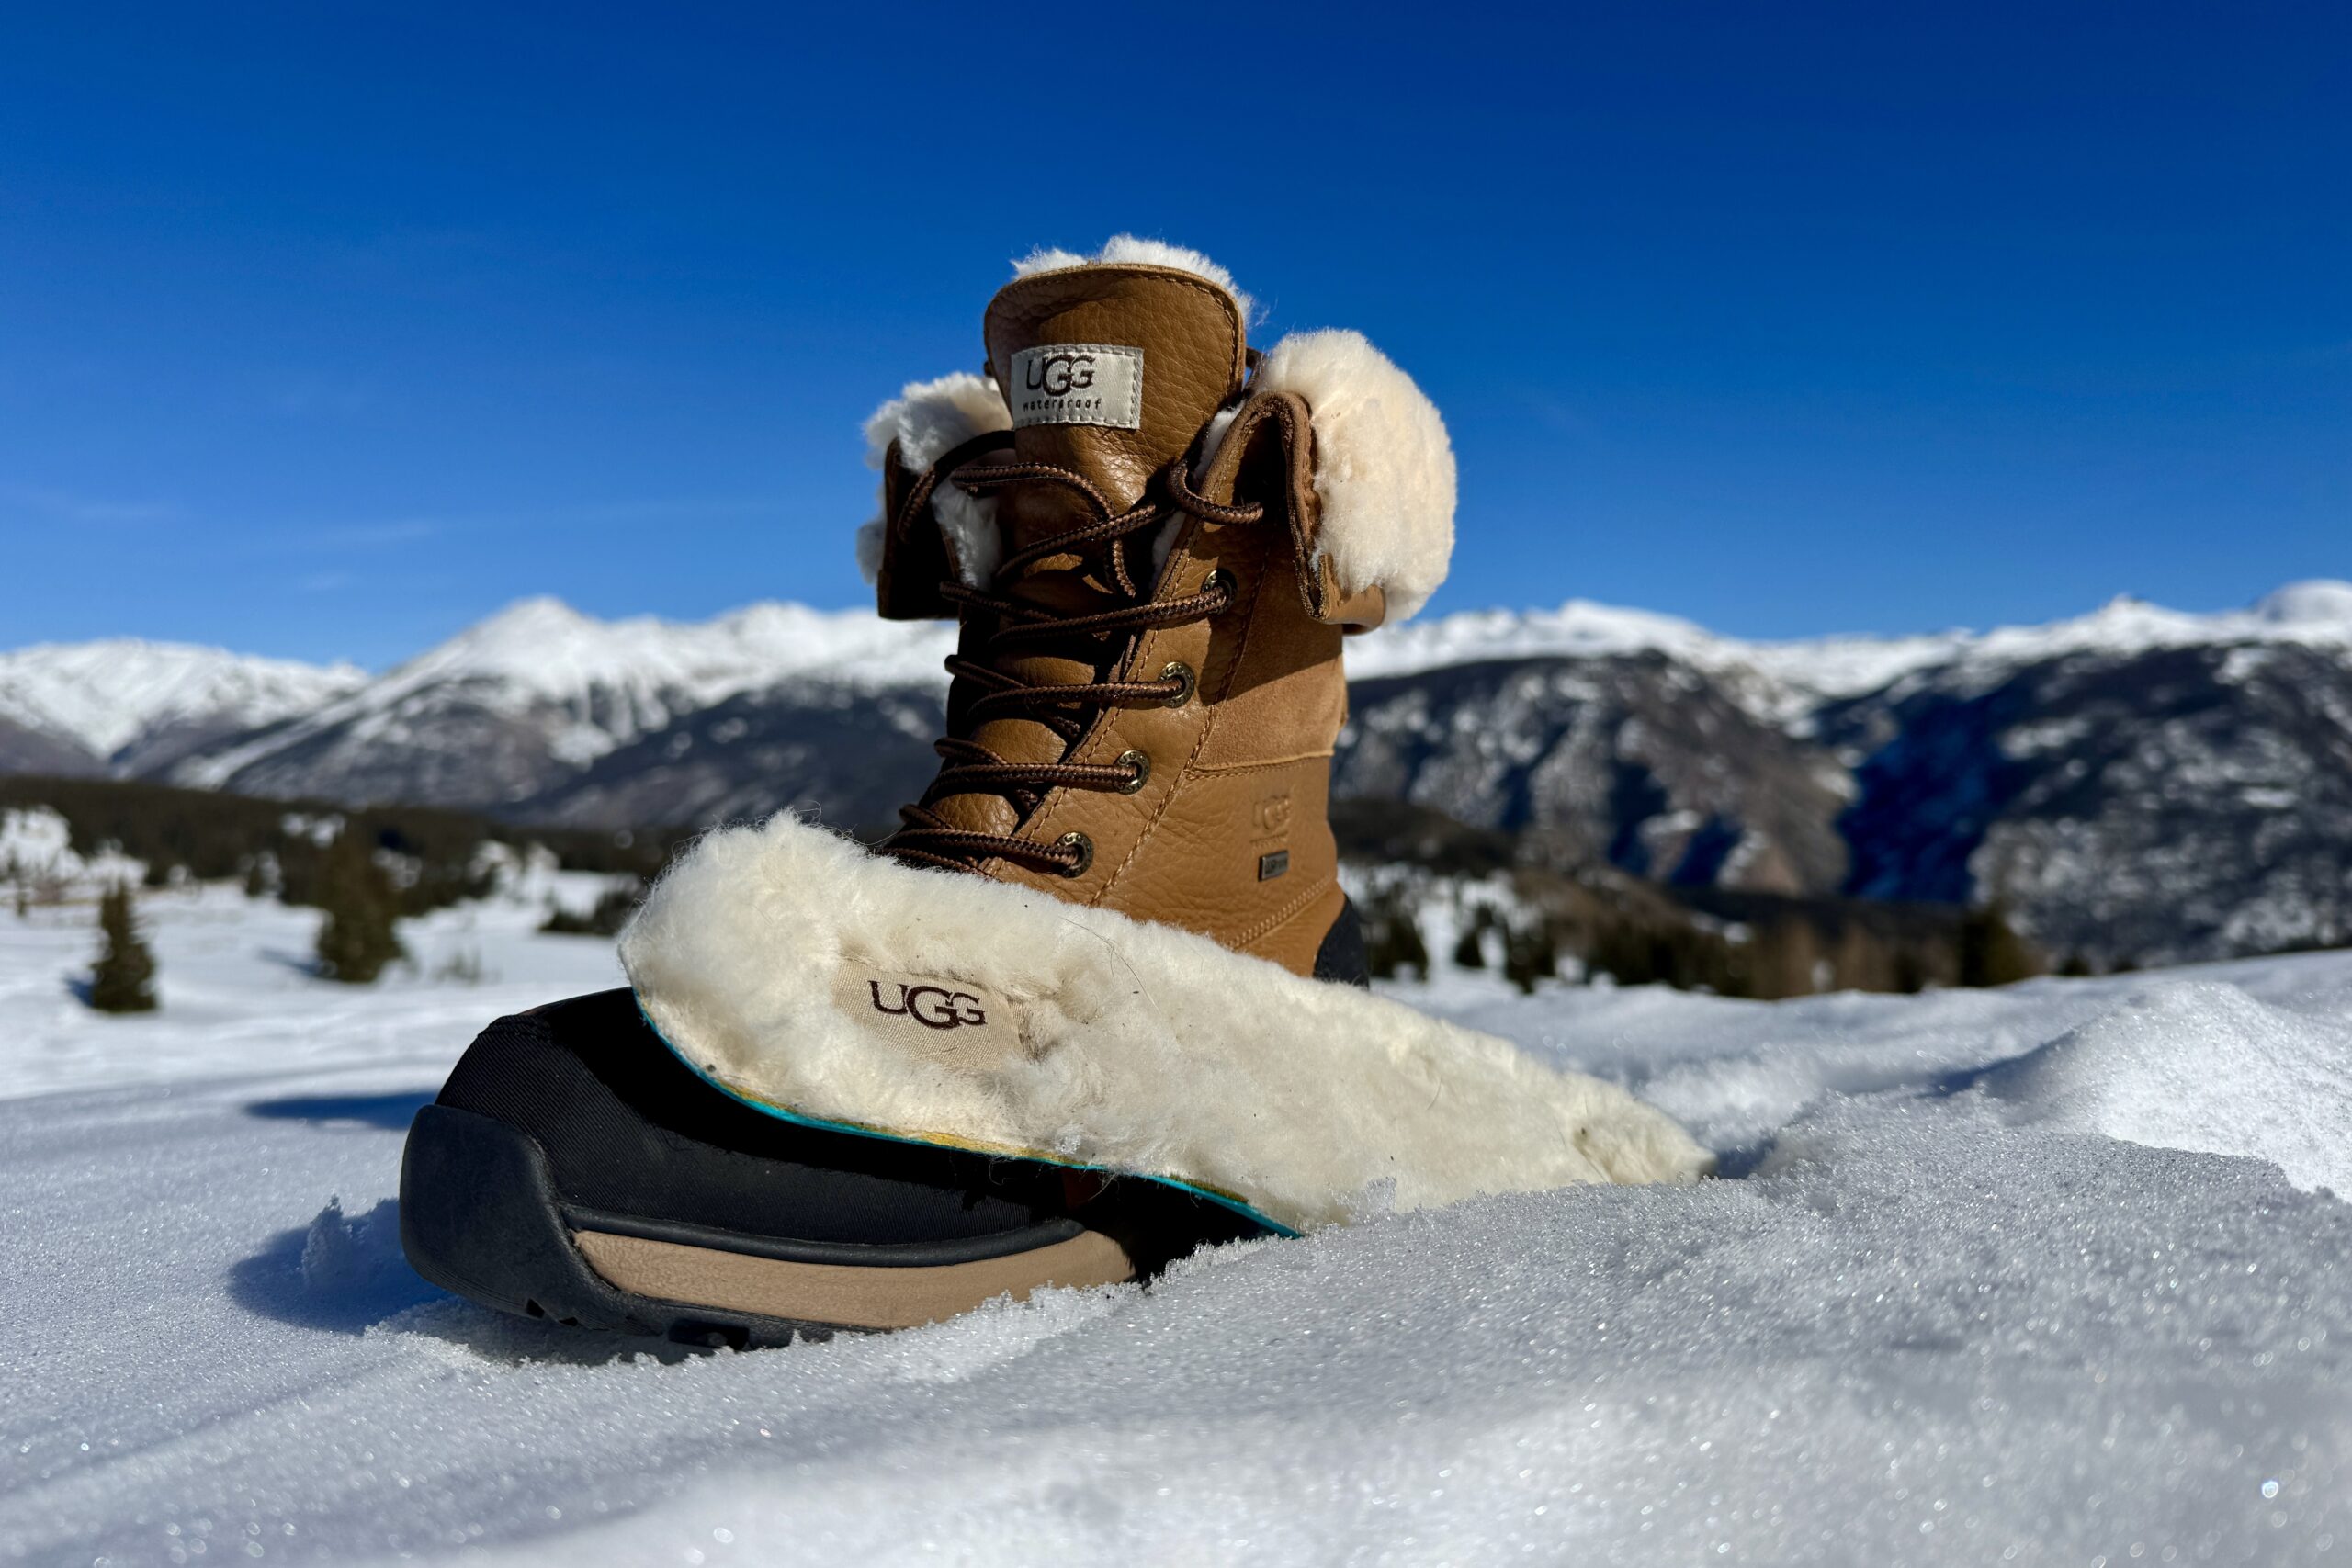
(0, 639, 364, 761)
(1979, 980, 2352, 1195)
(384, 597, 955, 706)
(5, 886, 2352, 1562)
(0, 805, 144, 887)
(2257, 581, 2352, 629)
(0, 807, 78, 880)
(1342, 599, 1738, 681)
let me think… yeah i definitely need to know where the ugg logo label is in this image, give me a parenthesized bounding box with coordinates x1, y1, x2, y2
(1007, 343, 1143, 431)
(867, 980, 988, 1030)
(1024, 353, 1095, 396)
(832, 963, 1026, 1067)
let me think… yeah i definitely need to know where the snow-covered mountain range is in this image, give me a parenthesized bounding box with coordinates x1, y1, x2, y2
(1348, 579, 2352, 710)
(6, 581, 2350, 964)
(167, 597, 954, 820)
(1335, 581, 2352, 964)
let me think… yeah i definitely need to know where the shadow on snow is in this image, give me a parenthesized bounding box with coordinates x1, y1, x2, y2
(244, 1089, 438, 1131)
(227, 1197, 711, 1362)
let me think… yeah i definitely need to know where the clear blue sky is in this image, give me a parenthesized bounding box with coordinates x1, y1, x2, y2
(2, 3, 2345, 667)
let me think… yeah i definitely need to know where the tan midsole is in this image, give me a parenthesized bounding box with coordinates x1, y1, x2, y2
(571, 1227, 1135, 1332)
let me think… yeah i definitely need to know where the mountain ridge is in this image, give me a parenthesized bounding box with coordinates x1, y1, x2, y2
(0, 639, 367, 772)
(17, 578, 2347, 734)
(6, 581, 2346, 964)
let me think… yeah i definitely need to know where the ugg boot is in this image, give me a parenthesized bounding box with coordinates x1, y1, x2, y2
(860, 241, 1439, 977)
(401, 240, 1704, 1347)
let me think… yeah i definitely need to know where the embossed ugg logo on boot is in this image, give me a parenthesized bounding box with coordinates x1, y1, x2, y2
(1007, 343, 1143, 431)
(1253, 792, 1293, 835)
(833, 963, 1027, 1066)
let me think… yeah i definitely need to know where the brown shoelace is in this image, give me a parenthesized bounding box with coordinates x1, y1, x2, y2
(884, 435, 1255, 876)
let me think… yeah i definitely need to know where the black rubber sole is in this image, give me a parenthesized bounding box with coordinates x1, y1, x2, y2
(401, 1102, 838, 1348)
(401, 988, 1272, 1348)
(397, 898, 1366, 1349)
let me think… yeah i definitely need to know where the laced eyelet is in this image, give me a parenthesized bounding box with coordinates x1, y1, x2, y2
(884, 439, 1259, 875)
(1159, 660, 1196, 706)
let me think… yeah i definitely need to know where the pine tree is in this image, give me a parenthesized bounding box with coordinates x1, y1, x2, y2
(1751, 917, 1826, 1000)
(1588, 915, 1658, 987)
(88, 883, 158, 1013)
(538, 881, 644, 937)
(1452, 908, 1490, 971)
(1501, 922, 1556, 995)
(1958, 902, 2042, 988)
(1363, 889, 1430, 981)
(313, 833, 404, 984)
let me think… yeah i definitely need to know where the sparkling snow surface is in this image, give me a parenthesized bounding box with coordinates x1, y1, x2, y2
(5, 891, 2352, 1564)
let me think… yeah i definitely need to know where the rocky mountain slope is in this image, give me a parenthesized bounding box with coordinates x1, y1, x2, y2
(1333, 652, 1855, 895)
(1337, 583, 2352, 964)
(168, 598, 951, 830)
(6, 581, 2348, 965)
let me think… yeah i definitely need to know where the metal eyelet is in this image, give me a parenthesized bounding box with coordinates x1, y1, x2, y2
(1115, 750, 1150, 794)
(1203, 569, 1237, 608)
(1159, 660, 1196, 706)
(1055, 830, 1094, 876)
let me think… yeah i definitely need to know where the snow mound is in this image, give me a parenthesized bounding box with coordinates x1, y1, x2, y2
(1980, 979, 2352, 1193)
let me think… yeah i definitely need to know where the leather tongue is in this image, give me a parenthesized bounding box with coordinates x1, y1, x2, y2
(983, 263, 1249, 556)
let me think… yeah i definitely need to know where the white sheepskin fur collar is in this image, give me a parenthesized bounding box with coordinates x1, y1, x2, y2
(854, 372, 1011, 589)
(1247, 329, 1455, 624)
(620, 816, 1709, 1234)
(1012, 234, 1255, 322)
(854, 247, 1454, 624)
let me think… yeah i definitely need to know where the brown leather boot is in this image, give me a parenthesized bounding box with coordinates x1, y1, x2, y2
(405, 241, 1700, 1347)
(865, 243, 1427, 977)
